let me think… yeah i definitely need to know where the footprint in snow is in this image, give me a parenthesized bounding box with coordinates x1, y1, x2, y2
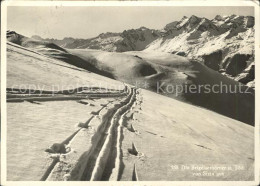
(45, 143, 71, 154)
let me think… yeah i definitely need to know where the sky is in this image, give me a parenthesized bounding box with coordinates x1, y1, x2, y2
(7, 6, 254, 39)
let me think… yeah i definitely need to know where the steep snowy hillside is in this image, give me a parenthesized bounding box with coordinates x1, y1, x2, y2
(146, 15, 255, 86)
(7, 30, 67, 54)
(6, 42, 254, 181)
(7, 31, 114, 78)
(7, 42, 123, 91)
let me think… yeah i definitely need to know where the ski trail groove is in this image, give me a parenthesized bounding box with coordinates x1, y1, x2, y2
(104, 89, 137, 181)
(78, 87, 137, 181)
(40, 157, 59, 181)
(41, 99, 117, 181)
(132, 164, 139, 181)
(7, 86, 128, 102)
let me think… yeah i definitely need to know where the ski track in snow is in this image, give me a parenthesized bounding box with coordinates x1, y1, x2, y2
(39, 85, 139, 181)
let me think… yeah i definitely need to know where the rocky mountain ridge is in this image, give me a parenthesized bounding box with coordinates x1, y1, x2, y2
(146, 15, 255, 87)
(32, 26, 161, 52)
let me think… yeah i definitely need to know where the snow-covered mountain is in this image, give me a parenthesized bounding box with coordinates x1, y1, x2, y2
(31, 35, 77, 48)
(6, 15, 255, 87)
(48, 15, 254, 87)
(59, 27, 161, 52)
(145, 15, 255, 87)
(30, 27, 161, 52)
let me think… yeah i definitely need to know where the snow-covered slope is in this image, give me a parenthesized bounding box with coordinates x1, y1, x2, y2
(7, 31, 115, 78)
(6, 29, 255, 125)
(6, 43, 254, 181)
(68, 49, 158, 84)
(69, 49, 255, 125)
(7, 42, 123, 91)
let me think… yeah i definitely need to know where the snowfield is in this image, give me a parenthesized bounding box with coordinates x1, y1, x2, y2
(120, 89, 254, 181)
(69, 49, 255, 125)
(7, 42, 124, 91)
(6, 40, 254, 181)
(7, 99, 114, 180)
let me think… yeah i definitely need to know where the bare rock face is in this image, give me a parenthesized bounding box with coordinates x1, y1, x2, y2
(7, 30, 24, 45)
(214, 15, 223, 21)
(247, 80, 255, 88)
(164, 21, 179, 31)
(225, 54, 251, 76)
(176, 51, 186, 57)
(202, 50, 222, 71)
(246, 16, 255, 28)
(235, 62, 255, 84)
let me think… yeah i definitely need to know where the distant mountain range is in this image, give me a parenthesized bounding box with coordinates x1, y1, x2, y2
(7, 14, 255, 87)
(32, 26, 161, 52)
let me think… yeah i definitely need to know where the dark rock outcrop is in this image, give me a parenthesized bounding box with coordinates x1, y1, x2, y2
(176, 51, 186, 57)
(235, 63, 255, 84)
(202, 50, 222, 71)
(225, 54, 251, 76)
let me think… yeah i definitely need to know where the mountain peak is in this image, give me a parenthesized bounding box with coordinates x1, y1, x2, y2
(164, 21, 179, 31)
(188, 15, 201, 23)
(214, 15, 223, 21)
(230, 14, 237, 18)
(31, 35, 43, 40)
(139, 26, 149, 30)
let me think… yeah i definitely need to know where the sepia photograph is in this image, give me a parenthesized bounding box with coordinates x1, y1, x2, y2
(1, 1, 259, 185)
